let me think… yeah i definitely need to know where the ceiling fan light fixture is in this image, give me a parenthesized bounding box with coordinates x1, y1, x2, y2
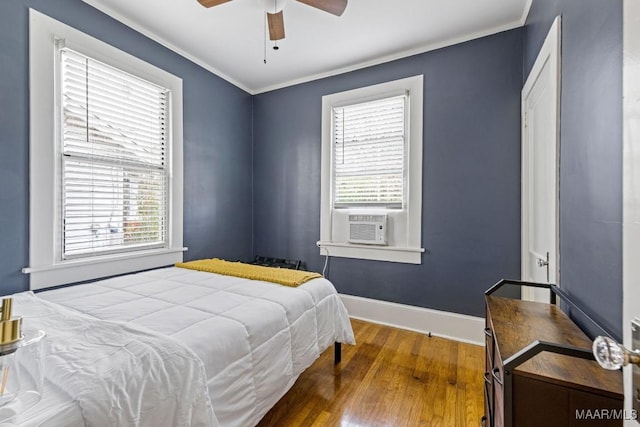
(198, 0, 348, 49)
(262, 0, 288, 13)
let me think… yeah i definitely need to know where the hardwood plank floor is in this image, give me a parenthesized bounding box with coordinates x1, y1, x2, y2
(258, 319, 485, 427)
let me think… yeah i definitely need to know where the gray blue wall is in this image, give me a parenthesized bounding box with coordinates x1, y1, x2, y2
(0, 0, 254, 295)
(0, 0, 623, 336)
(524, 0, 623, 339)
(253, 29, 524, 318)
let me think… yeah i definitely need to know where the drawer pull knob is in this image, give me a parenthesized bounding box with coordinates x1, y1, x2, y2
(483, 371, 492, 384)
(492, 367, 503, 385)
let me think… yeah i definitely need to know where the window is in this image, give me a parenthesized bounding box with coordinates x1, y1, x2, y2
(27, 10, 184, 289)
(320, 76, 424, 264)
(60, 47, 169, 259)
(333, 95, 405, 209)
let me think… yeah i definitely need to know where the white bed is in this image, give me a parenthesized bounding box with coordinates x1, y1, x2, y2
(4, 266, 355, 426)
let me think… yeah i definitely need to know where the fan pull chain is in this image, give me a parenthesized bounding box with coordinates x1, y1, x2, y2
(272, 0, 279, 51)
(263, 10, 267, 64)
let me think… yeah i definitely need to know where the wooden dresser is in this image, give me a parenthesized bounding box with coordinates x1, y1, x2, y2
(484, 285, 623, 427)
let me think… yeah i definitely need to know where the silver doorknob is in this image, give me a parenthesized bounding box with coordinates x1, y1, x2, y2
(537, 258, 549, 267)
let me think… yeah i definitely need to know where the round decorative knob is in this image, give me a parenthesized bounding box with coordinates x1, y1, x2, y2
(593, 336, 626, 370)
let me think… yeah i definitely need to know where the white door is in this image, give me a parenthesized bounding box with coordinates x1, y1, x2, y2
(623, 0, 640, 423)
(521, 17, 561, 302)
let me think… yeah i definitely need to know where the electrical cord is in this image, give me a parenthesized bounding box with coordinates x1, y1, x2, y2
(321, 246, 329, 278)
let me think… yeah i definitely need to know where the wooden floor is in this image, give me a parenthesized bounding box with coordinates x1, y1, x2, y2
(258, 319, 485, 427)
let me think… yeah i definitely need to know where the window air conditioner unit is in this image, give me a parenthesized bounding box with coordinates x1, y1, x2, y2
(348, 214, 387, 245)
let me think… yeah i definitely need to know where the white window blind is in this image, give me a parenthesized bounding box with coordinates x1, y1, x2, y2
(60, 47, 169, 259)
(333, 95, 406, 208)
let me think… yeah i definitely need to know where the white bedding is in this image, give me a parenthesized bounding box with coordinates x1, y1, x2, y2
(0, 378, 84, 427)
(8, 292, 215, 427)
(34, 266, 355, 426)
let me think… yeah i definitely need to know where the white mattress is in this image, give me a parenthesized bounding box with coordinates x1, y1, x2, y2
(34, 266, 355, 426)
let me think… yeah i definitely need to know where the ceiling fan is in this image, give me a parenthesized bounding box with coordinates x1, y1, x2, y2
(197, 0, 348, 41)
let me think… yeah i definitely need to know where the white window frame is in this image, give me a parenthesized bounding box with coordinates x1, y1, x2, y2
(319, 75, 424, 264)
(25, 9, 184, 290)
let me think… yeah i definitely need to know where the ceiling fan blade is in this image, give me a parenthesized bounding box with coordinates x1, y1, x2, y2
(267, 11, 285, 41)
(296, 0, 347, 16)
(197, 0, 232, 8)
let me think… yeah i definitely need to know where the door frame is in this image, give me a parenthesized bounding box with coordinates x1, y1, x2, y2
(521, 16, 562, 300)
(623, 1, 639, 423)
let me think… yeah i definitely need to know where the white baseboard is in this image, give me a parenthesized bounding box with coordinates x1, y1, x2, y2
(339, 294, 485, 346)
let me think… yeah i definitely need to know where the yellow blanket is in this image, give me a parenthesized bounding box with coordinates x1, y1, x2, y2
(175, 258, 322, 287)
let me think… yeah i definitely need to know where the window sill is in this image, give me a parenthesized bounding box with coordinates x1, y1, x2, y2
(317, 241, 424, 264)
(23, 247, 187, 290)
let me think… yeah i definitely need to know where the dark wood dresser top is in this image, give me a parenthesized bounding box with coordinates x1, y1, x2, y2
(486, 295, 623, 400)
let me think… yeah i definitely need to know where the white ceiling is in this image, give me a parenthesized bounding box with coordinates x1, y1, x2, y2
(83, 0, 532, 94)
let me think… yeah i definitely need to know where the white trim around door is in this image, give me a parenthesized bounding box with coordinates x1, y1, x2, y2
(521, 16, 562, 302)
